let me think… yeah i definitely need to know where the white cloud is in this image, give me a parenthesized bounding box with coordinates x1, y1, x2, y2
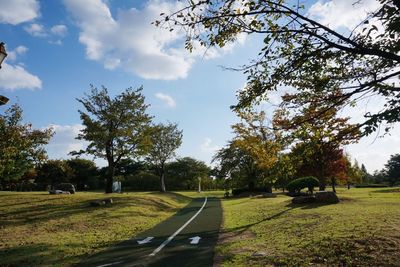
(45, 124, 105, 166)
(50, 24, 68, 37)
(191, 32, 247, 60)
(7, 46, 28, 62)
(0, 0, 40, 25)
(200, 137, 220, 153)
(24, 23, 68, 40)
(308, 0, 380, 30)
(0, 62, 42, 90)
(63, 0, 245, 80)
(155, 92, 176, 108)
(47, 124, 85, 153)
(346, 125, 400, 173)
(24, 23, 47, 37)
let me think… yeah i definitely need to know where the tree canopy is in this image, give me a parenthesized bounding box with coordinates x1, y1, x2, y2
(0, 104, 53, 188)
(146, 122, 183, 192)
(275, 103, 360, 190)
(158, 0, 400, 135)
(72, 85, 152, 193)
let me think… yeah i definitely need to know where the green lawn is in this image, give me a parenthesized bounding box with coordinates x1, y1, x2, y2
(0, 191, 191, 266)
(2, 188, 399, 266)
(215, 187, 400, 266)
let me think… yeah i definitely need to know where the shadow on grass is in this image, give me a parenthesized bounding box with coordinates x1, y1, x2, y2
(150, 191, 193, 203)
(371, 188, 400, 194)
(285, 201, 340, 210)
(0, 242, 84, 267)
(0, 194, 185, 227)
(222, 198, 339, 237)
(0, 197, 61, 208)
(223, 206, 296, 237)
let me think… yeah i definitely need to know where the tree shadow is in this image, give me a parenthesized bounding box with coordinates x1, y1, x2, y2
(220, 197, 340, 239)
(156, 191, 193, 203)
(0, 197, 61, 208)
(285, 201, 340, 210)
(0, 194, 186, 227)
(371, 188, 400, 194)
(223, 206, 296, 237)
(0, 242, 83, 267)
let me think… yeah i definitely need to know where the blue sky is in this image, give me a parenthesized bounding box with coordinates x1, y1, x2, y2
(0, 0, 398, 172)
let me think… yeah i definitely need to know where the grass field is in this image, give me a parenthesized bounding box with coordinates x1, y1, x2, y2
(0, 191, 191, 266)
(215, 187, 400, 266)
(2, 188, 399, 266)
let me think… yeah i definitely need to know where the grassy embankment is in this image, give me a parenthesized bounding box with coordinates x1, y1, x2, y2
(214, 187, 400, 266)
(0, 191, 191, 266)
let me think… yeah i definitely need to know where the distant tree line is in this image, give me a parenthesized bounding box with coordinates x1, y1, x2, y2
(362, 154, 400, 187)
(1, 156, 221, 192)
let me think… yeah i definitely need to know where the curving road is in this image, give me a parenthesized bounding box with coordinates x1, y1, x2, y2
(78, 197, 222, 267)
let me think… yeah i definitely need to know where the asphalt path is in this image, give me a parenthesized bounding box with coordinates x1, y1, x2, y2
(78, 196, 222, 267)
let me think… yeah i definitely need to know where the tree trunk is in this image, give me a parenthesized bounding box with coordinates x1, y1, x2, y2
(318, 170, 326, 191)
(160, 172, 166, 192)
(248, 180, 255, 192)
(319, 179, 326, 191)
(331, 177, 336, 193)
(198, 177, 201, 193)
(160, 162, 166, 192)
(317, 156, 326, 191)
(105, 164, 115, 194)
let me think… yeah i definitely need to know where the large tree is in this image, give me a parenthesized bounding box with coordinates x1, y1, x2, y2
(0, 104, 53, 188)
(158, 0, 400, 135)
(213, 140, 262, 191)
(231, 109, 282, 189)
(275, 102, 360, 190)
(146, 122, 183, 192)
(232, 110, 281, 171)
(72, 85, 152, 193)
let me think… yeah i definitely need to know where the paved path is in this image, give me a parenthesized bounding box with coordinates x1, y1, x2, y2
(78, 197, 222, 267)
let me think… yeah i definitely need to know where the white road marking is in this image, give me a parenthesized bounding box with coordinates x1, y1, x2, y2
(137, 236, 154, 245)
(149, 197, 208, 257)
(189, 236, 201, 245)
(96, 261, 123, 267)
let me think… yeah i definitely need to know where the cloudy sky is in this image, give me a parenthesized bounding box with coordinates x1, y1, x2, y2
(0, 0, 398, 173)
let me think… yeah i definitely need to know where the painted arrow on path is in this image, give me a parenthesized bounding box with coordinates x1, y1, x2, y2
(137, 237, 154, 245)
(189, 236, 201, 245)
(78, 197, 222, 267)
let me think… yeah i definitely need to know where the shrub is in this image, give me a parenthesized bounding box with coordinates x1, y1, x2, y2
(287, 176, 319, 194)
(231, 186, 271, 196)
